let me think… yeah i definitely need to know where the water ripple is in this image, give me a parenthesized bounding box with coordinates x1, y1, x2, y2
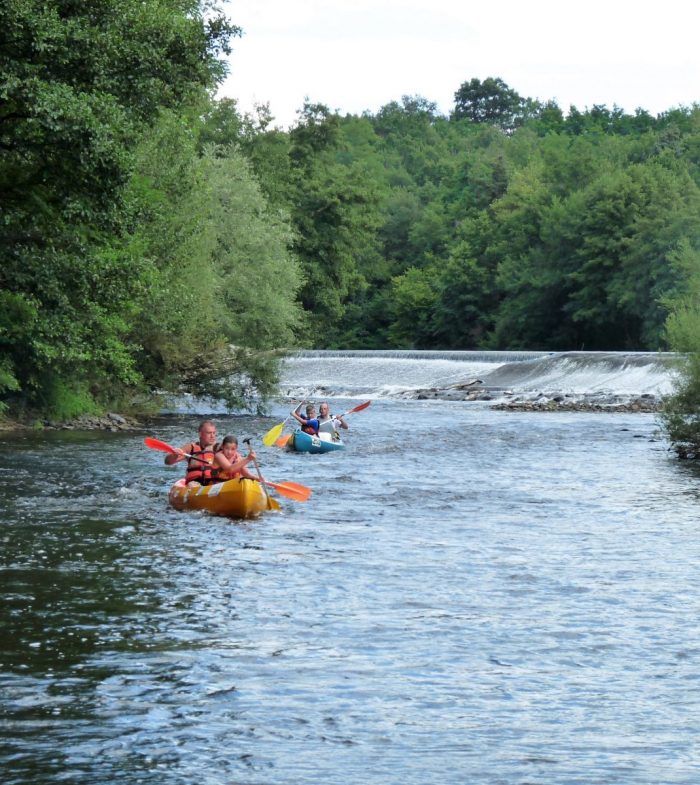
(2, 408, 700, 784)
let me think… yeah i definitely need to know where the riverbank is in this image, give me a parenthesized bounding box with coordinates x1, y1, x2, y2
(0, 412, 143, 432)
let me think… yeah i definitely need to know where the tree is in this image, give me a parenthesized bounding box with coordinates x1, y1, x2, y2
(453, 77, 531, 132)
(122, 111, 302, 411)
(286, 102, 383, 343)
(660, 241, 700, 458)
(0, 0, 238, 416)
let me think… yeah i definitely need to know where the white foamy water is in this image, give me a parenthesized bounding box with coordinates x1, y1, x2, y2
(280, 350, 679, 400)
(479, 352, 678, 396)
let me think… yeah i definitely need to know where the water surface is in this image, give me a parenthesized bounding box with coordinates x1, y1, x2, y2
(2, 391, 699, 783)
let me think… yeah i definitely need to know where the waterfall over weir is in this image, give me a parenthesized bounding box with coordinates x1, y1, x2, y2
(280, 350, 679, 400)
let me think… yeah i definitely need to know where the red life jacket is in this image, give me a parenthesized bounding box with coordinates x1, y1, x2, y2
(301, 417, 320, 435)
(185, 441, 216, 484)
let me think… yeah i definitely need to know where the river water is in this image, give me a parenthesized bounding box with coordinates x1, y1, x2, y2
(2, 352, 700, 784)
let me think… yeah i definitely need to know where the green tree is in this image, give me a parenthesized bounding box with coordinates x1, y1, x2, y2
(453, 77, 536, 132)
(660, 241, 700, 457)
(0, 0, 238, 416)
(286, 102, 382, 343)
(123, 111, 302, 410)
(388, 266, 441, 347)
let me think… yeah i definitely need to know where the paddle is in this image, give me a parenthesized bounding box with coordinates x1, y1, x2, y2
(336, 400, 371, 419)
(144, 437, 311, 502)
(144, 436, 195, 459)
(243, 437, 273, 508)
(262, 416, 289, 447)
(263, 479, 311, 502)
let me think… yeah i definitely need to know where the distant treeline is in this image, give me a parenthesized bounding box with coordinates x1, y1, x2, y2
(228, 83, 700, 354)
(2, 3, 700, 422)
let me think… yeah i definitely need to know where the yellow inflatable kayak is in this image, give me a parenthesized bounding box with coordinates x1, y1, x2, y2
(168, 478, 280, 518)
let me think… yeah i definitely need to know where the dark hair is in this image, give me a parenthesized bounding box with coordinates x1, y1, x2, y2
(222, 435, 238, 446)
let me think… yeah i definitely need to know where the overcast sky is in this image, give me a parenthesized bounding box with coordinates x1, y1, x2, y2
(218, 0, 700, 128)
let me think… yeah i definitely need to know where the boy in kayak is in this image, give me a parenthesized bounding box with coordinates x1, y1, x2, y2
(291, 402, 320, 435)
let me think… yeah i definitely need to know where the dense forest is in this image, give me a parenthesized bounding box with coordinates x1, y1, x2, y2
(3, 2, 700, 437)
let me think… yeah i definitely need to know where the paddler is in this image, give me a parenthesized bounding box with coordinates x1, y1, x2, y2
(317, 401, 348, 442)
(291, 402, 320, 435)
(213, 435, 258, 480)
(164, 419, 218, 485)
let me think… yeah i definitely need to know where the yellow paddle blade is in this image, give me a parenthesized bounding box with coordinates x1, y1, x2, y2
(267, 496, 283, 511)
(262, 420, 285, 447)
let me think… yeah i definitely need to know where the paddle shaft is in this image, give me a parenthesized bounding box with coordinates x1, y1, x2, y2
(243, 437, 272, 508)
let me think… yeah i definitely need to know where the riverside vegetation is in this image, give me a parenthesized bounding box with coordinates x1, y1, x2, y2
(2, 2, 700, 456)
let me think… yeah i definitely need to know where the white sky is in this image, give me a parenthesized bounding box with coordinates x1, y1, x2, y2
(218, 0, 700, 128)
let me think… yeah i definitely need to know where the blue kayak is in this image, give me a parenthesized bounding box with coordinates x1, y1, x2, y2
(288, 430, 345, 454)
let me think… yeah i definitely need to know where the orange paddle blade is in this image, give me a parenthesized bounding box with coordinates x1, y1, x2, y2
(265, 479, 311, 502)
(144, 436, 178, 454)
(275, 434, 292, 448)
(336, 400, 371, 418)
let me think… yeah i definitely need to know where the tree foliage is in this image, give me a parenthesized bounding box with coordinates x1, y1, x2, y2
(453, 77, 536, 132)
(0, 1, 304, 418)
(4, 7, 700, 428)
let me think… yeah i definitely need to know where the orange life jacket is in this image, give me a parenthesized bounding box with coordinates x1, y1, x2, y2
(211, 447, 246, 481)
(185, 441, 216, 484)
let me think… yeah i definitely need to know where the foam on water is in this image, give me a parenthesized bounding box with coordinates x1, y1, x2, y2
(280, 350, 678, 400)
(480, 352, 678, 395)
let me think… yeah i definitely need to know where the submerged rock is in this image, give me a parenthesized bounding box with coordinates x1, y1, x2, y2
(491, 394, 662, 413)
(402, 383, 663, 412)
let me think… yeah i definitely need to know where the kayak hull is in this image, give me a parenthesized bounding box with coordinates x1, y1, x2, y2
(288, 430, 345, 454)
(168, 477, 278, 518)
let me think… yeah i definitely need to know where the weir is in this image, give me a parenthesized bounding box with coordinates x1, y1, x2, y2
(281, 350, 680, 400)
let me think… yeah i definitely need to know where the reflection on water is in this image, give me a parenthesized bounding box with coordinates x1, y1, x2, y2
(2, 403, 700, 784)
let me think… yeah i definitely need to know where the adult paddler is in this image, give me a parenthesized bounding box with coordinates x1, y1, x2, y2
(164, 419, 218, 486)
(317, 401, 348, 441)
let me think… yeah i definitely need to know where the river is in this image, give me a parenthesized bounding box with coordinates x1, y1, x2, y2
(2, 351, 700, 784)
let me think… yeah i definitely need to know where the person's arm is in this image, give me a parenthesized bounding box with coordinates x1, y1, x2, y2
(239, 464, 258, 480)
(290, 401, 306, 426)
(334, 414, 348, 430)
(215, 450, 255, 477)
(164, 443, 189, 465)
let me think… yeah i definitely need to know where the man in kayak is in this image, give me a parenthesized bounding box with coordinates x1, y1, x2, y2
(317, 401, 348, 441)
(165, 422, 258, 485)
(291, 402, 320, 435)
(164, 419, 218, 485)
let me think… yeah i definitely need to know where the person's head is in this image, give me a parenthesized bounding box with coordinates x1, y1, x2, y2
(305, 404, 316, 418)
(221, 434, 239, 458)
(198, 419, 217, 446)
(319, 402, 330, 417)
